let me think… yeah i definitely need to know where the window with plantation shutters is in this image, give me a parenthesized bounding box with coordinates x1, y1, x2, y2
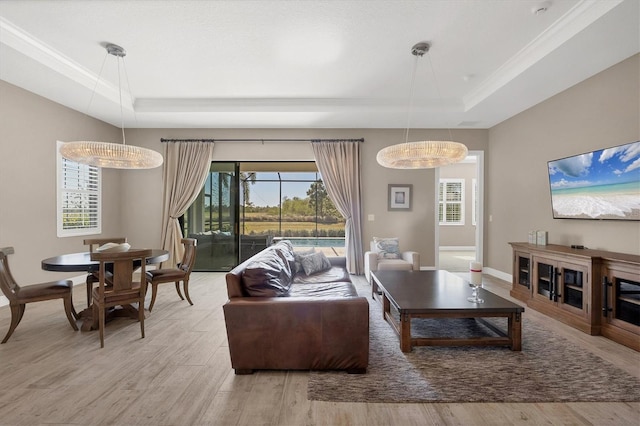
(438, 179, 464, 225)
(57, 141, 101, 237)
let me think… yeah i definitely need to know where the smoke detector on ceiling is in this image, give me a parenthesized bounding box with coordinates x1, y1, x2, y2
(532, 1, 551, 15)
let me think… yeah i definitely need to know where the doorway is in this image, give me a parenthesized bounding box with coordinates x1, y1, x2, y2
(436, 151, 484, 272)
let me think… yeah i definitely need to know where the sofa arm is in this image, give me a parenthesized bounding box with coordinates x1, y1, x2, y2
(223, 297, 369, 373)
(364, 251, 378, 282)
(402, 251, 420, 271)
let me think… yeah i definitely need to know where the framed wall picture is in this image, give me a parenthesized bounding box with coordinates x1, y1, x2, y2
(388, 184, 412, 211)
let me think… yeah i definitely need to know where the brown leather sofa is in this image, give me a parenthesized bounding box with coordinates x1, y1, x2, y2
(223, 240, 369, 374)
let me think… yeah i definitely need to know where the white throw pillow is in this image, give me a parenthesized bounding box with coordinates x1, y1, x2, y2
(372, 237, 401, 259)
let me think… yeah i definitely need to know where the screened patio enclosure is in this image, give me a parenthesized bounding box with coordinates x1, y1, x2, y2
(182, 162, 346, 271)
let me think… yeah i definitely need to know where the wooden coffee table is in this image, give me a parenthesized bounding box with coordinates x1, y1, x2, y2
(372, 270, 524, 352)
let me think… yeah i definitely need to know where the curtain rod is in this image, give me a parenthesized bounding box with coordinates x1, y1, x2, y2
(160, 138, 364, 143)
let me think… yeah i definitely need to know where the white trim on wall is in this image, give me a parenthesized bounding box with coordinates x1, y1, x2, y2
(484, 267, 512, 283)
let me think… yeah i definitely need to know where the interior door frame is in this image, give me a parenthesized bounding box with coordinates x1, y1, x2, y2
(434, 150, 484, 269)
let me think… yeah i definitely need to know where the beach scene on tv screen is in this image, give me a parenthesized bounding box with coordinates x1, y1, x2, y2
(548, 141, 640, 220)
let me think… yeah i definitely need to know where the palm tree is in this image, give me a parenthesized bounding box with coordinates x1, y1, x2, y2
(240, 172, 257, 206)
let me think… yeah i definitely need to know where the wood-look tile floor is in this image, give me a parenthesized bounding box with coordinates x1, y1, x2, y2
(0, 272, 638, 425)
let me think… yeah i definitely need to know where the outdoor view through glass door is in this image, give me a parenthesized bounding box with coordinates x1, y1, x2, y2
(183, 161, 346, 271)
(182, 162, 239, 271)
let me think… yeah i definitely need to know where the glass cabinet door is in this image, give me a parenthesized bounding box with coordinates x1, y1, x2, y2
(614, 276, 640, 326)
(517, 254, 530, 289)
(536, 261, 554, 299)
(557, 262, 589, 316)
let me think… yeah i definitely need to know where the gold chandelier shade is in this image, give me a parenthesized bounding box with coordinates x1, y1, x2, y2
(60, 141, 164, 169)
(376, 140, 468, 169)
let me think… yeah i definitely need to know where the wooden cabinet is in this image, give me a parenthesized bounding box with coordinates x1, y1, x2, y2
(509, 243, 640, 349)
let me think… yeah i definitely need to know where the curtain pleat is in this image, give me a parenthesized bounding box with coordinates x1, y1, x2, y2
(311, 141, 364, 274)
(160, 142, 214, 267)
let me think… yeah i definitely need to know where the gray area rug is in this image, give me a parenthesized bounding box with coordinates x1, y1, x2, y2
(307, 281, 640, 403)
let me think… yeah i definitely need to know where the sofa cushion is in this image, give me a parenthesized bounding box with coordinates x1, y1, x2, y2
(299, 251, 332, 275)
(373, 237, 401, 259)
(292, 266, 351, 284)
(293, 247, 315, 273)
(288, 281, 358, 298)
(241, 249, 293, 297)
(376, 259, 414, 271)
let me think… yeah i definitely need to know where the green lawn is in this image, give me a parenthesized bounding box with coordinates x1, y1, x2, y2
(241, 221, 344, 235)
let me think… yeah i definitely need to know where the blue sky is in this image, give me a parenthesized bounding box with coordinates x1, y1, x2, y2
(245, 172, 319, 207)
(548, 141, 640, 189)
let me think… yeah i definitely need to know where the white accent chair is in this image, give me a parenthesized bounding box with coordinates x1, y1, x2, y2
(364, 238, 420, 284)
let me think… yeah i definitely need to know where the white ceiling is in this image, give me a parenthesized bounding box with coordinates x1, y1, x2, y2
(0, 0, 638, 129)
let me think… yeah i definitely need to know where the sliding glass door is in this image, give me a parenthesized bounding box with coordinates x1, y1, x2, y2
(183, 162, 239, 271)
(183, 161, 345, 271)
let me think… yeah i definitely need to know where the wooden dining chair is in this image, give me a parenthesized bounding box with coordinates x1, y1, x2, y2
(0, 247, 78, 344)
(83, 237, 127, 308)
(145, 238, 197, 311)
(90, 248, 151, 348)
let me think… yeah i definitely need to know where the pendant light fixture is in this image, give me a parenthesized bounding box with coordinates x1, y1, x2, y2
(377, 42, 467, 169)
(60, 44, 163, 169)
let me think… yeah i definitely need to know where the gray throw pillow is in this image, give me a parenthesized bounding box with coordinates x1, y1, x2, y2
(300, 251, 332, 276)
(293, 247, 315, 274)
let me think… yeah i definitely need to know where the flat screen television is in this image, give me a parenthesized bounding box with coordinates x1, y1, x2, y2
(547, 140, 640, 221)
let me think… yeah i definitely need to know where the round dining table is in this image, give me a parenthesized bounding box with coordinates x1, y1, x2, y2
(41, 249, 169, 272)
(41, 249, 169, 332)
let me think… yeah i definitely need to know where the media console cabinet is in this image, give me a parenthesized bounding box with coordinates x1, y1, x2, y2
(509, 242, 640, 351)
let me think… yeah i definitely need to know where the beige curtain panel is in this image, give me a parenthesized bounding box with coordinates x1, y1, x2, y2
(160, 142, 214, 267)
(312, 141, 364, 274)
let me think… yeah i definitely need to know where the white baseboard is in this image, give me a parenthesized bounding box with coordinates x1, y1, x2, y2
(484, 267, 512, 283)
(439, 246, 476, 251)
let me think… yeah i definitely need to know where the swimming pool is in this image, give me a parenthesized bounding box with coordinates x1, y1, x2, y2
(278, 237, 345, 247)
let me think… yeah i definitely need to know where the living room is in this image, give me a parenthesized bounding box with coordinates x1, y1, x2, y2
(0, 1, 639, 424)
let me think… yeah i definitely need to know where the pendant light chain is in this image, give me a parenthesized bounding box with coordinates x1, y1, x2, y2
(85, 51, 109, 117)
(425, 51, 454, 143)
(404, 54, 420, 145)
(117, 55, 126, 146)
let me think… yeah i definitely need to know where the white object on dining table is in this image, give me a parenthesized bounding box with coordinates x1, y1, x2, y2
(95, 242, 131, 253)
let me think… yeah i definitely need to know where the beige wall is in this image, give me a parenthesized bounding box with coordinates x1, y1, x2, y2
(0, 80, 123, 284)
(487, 54, 640, 273)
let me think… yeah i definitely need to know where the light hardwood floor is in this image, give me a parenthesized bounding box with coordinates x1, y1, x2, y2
(0, 271, 638, 425)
